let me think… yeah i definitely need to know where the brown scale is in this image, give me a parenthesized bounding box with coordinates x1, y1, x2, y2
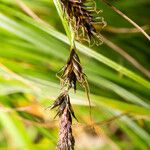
(49, 92, 77, 120)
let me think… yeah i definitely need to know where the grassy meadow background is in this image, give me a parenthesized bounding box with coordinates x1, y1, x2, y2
(0, 0, 150, 149)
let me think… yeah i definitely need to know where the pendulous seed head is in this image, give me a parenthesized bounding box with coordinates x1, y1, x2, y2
(50, 92, 77, 120)
(58, 106, 75, 150)
(60, 0, 106, 45)
(50, 92, 76, 150)
(58, 49, 86, 92)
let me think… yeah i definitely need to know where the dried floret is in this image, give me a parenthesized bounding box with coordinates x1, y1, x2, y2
(60, 0, 106, 45)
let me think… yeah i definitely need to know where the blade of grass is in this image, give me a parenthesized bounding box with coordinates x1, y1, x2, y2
(101, 0, 150, 41)
(102, 109, 150, 149)
(48, 2, 150, 89)
(0, 10, 150, 89)
(0, 63, 40, 94)
(102, 36, 150, 79)
(53, 0, 75, 48)
(0, 111, 32, 150)
(112, 110, 150, 147)
(20, 76, 150, 116)
(13, 0, 150, 80)
(76, 42, 150, 89)
(87, 73, 149, 108)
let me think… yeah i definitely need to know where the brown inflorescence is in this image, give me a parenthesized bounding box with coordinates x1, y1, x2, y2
(50, 92, 77, 120)
(60, 0, 106, 45)
(50, 1, 100, 149)
(58, 49, 86, 92)
(51, 48, 91, 149)
(50, 92, 75, 150)
(58, 105, 75, 150)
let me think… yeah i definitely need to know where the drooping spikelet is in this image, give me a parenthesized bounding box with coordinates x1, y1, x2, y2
(58, 105, 75, 150)
(50, 92, 77, 120)
(57, 48, 91, 118)
(60, 0, 106, 45)
(57, 49, 87, 92)
(50, 92, 75, 150)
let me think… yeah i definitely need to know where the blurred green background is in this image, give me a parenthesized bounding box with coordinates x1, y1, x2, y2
(0, 0, 150, 149)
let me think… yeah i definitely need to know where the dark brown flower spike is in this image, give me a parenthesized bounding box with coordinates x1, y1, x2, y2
(50, 92, 76, 150)
(49, 92, 67, 110)
(50, 91, 77, 120)
(57, 48, 92, 120)
(58, 49, 86, 92)
(60, 0, 106, 46)
(58, 104, 75, 150)
(50, 1, 101, 149)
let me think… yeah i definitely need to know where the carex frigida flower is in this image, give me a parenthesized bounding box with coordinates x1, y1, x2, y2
(50, 92, 76, 150)
(58, 48, 91, 114)
(50, 48, 91, 149)
(49, 1, 99, 149)
(50, 91, 77, 120)
(60, 0, 106, 45)
(58, 49, 87, 92)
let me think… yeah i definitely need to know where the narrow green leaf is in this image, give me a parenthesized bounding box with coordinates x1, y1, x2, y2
(53, 0, 75, 48)
(0, 112, 32, 150)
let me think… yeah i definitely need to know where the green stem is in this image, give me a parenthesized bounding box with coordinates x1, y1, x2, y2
(53, 0, 75, 49)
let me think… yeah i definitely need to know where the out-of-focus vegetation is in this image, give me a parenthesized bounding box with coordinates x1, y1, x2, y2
(0, 0, 150, 149)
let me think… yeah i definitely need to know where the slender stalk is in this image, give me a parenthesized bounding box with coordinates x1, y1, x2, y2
(102, 36, 150, 79)
(53, 0, 75, 48)
(101, 0, 150, 41)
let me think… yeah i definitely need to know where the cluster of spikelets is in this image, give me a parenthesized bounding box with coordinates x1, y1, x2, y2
(61, 0, 106, 46)
(50, 49, 88, 150)
(58, 49, 87, 92)
(50, 0, 105, 149)
(50, 92, 75, 150)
